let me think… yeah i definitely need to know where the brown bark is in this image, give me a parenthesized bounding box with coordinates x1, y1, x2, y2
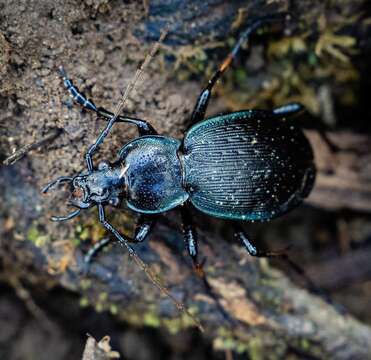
(307, 131, 371, 212)
(1, 0, 371, 359)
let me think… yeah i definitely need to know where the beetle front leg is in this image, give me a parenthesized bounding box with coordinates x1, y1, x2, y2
(82, 237, 113, 273)
(60, 67, 157, 136)
(96, 108, 157, 137)
(85, 115, 117, 171)
(83, 213, 157, 272)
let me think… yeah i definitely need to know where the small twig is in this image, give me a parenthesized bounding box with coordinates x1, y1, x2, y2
(3, 128, 62, 165)
(82, 335, 120, 360)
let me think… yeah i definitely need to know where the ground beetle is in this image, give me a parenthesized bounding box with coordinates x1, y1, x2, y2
(42, 14, 315, 278)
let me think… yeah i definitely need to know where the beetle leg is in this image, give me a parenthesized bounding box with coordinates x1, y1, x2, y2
(96, 108, 157, 136)
(82, 237, 113, 273)
(180, 205, 238, 324)
(189, 14, 288, 126)
(180, 204, 202, 274)
(94, 205, 205, 328)
(83, 213, 156, 272)
(59, 67, 157, 171)
(133, 215, 157, 242)
(234, 223, 331, 297)
(59, 66, 98, 112)
(273, 102, 340, 152)
(272, 103, 304, 117)
(234, 224, 289, 258)
(85, 110, 155, 170)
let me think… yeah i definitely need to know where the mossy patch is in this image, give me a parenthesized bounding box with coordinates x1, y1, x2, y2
(27, 226, 50, 247)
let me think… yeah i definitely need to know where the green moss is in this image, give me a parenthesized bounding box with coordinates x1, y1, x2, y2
(247, 337, 264, 360)
(214, 328, 275, 357)
(118, 302, 200, 333)
(95, 303, 104, 313)
(162, 317, 183, 334)
(307, 52, 318, 66)
(109, 304, 118, 315)
(300, 338, 310, 350)
(98, 292, 108, 302)
(143, 311, 161, 328)
(80, 279, 92, 290)
(79, 297, 89, 307)
(234, 68, 248, 84)
(27, 227, 39, 242)
(78, 227, 90, 241)
(27, 226, 49, 247)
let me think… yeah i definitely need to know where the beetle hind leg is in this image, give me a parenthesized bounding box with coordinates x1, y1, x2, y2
(273, 101, 340, 153)
(234, 223, 291, 258)
(188, 14, 289, 127)
(272, 103, 304, 118)
(234, 223, 334, 300)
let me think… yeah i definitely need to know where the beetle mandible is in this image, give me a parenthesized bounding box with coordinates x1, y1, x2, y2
(42, 14, 315, 275)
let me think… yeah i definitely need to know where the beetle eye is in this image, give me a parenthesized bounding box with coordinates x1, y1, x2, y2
(109, 197, 120, 207)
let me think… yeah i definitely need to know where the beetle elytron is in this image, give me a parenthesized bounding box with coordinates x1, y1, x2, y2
(43, 14, 315, 273)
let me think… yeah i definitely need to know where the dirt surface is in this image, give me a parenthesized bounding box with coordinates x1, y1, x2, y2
(1, 0, 371, 359)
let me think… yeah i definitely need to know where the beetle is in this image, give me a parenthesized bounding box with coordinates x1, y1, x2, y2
(42, 14, 315, 275)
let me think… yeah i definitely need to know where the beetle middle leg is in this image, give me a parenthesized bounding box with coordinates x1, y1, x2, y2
(180, 204, 203, 274)
(83, 214, 157, 272)
(180, 204, 238, 324)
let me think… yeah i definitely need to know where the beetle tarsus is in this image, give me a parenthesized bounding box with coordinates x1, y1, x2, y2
(50, 209, 81, 222)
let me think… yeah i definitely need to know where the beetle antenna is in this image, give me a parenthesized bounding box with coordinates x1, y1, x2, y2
(117, 240, 205, 332)
(42, 176, 73, 193)
(108, 26, 168, 126)
(81, 27, 169, 172)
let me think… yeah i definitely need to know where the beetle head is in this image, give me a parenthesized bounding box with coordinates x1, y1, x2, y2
(70, 163, 123, 208)
(42, 161, 126, 221)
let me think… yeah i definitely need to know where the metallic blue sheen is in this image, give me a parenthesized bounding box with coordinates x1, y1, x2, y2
(182, 111, 315, 221)
(119, 136, 189, 214)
